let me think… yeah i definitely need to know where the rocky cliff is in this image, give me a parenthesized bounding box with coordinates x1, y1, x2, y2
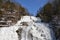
(0, 0, 29, 27)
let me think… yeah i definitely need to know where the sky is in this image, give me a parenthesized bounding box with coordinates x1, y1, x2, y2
(14, 0, 49, 16)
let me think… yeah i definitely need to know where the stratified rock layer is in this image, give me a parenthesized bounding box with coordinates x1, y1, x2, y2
(0, 1, 29, 27)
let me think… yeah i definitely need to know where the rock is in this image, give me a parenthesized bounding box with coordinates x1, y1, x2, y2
(0, 0, 29, 27)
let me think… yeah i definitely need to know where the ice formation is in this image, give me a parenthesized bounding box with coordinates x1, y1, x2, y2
(0, 16, 55, 40)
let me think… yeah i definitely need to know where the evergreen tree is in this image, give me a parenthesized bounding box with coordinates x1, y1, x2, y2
(36, 3, 53, 23)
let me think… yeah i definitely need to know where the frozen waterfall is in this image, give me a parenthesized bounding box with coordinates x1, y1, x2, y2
(0, 16, 56, 40)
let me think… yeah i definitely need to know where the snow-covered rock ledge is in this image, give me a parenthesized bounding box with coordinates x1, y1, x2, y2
(0, 16, 56, 40)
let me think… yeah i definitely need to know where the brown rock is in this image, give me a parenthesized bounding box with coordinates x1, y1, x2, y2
(0, 0, 29, 27)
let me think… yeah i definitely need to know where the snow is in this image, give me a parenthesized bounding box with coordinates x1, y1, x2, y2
(0, 16, 55, 40)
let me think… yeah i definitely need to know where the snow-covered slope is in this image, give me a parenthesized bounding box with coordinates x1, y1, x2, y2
(0, 16, 55, 40)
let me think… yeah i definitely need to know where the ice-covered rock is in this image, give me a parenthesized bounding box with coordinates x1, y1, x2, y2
(0, 16, 55, 40)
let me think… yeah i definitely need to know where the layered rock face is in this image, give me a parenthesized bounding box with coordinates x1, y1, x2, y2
(0, 0, 29, 27)
(0, 16, 55, 40)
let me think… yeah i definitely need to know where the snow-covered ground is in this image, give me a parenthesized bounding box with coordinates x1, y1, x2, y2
(0, 16, 55, 40)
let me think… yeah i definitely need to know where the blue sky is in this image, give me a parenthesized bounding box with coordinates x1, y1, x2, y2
(14, 0, 49, 16)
